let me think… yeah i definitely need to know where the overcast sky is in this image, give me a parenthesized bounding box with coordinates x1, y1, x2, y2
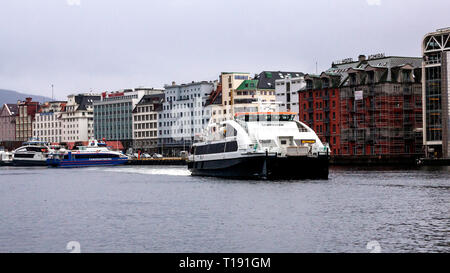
(1, 0, 449, 99)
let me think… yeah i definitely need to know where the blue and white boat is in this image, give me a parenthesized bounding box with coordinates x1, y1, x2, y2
(47, 139, 129, 168)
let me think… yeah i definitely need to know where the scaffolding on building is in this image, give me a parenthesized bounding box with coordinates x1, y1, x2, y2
(339, 82, 423, 156)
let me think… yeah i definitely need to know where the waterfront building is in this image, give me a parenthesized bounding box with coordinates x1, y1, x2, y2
(208, 72, 251, 122)
(422, 27, 450, 158)
(93, 88, 162, 150)
(132, 92, 164, 153)
(15, 98, 40, 142)
(158, 81, 215, 156)
(0, 104, 18, 141)
(208, 71, 295, 123)
(300, 54, 423, 157)
(32, 101, 66, 143)
(62, 94, 101, 143)
(300, 72, 342, 154)
(275, 73, 306, 118)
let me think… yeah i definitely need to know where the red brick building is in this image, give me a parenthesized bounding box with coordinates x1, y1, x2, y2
(299, 73, 341, 155)
(299, 55, 424, 158)
(15, 98, 40, 142)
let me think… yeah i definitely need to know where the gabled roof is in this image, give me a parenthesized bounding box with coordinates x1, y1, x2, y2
(256, 71, 304, 89)
(4, 104, 18, 116)
(134, 93, 165, 111)
(236, 80, 258, 91)
(74, 94, 101, 111)
(326, 56, 422, 85)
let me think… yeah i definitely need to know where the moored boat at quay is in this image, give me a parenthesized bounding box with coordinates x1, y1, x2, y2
(47, 139, 129, 168)
(12, 139, 53, 166)
(0, 148, 13, 166)
(188, 112, 330, 180)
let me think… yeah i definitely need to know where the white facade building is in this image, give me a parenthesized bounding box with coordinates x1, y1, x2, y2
(132, 92, 164, 152)
(275, 75, 306, 119)
(32, 101, 66, 143)
(61, 94, 101, 143)
(158, 81, 215, 155)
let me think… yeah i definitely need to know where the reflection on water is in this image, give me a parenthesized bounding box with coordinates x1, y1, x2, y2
(0, 165, 448, 253)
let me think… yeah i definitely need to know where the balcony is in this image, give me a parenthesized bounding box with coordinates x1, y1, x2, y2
(307, 97, 314, 102)
(322, 95, 329, 101)
(323, 107, 330, 112)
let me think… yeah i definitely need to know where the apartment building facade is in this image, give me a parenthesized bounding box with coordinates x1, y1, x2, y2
(62, 94, 101, 143)
(300, 73, 342, 154)
(132, 92, 164, 153)
(158, 81, 215, 156)
(300, 54, 424, 157)
(0, 104, 17, 141)
(15, 98, 40, 142)
(93, 88, 162, 150)
(275, 73, 306, 118)
(33, 101, 66, 143)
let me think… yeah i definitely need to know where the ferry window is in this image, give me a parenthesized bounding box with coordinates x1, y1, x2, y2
(279, 114, 294, 121)
(195, 145, 208, 155)
(225, 141, 238, 152)
(209, 143, 225, 154)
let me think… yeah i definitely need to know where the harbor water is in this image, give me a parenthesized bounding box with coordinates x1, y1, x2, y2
(0, 165, 448, 253)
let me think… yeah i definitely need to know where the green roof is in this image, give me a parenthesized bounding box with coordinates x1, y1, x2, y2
(236, 80, 259, 90)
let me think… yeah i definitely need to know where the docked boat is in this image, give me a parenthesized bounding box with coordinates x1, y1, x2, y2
(47, 139, 129, 168)
(12, 139, 53, 166)
(0, 149, 13, 166)
(188, 112, 330, 180)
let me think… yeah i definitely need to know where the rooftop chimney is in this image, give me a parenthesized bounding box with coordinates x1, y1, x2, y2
(172, 81, 176, 86)
(25, 97, 32, 103)
(358, 55, 366, 62)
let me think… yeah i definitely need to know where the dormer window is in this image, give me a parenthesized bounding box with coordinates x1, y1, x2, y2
(306, 80, 313, 90)
(367, 71, 375, 84)
(349, 73, 357, 85)
(322, 78, 329, 88)
(402, 70, 411, 82)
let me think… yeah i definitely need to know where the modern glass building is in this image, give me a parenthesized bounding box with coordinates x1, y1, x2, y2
(422, 27, 450, 158)
(93, 89, 157, 149)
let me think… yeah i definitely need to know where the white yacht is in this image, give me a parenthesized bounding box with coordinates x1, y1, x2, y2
(0, 148, 13, 166)
(188, 112, 330, 179)
(12, 139, 53, 166)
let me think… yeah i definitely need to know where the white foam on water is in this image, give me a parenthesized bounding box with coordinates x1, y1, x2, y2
(96, 166, 191, 176)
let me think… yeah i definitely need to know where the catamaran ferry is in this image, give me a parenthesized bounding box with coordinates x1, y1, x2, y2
(187, 112, 329, 180)
(12, 139, 53, 166)
(47, 139, 129, 168)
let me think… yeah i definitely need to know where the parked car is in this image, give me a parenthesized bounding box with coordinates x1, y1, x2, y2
(179, 151, 188, 159)
(142, 153, 151, 158)
(152, 153, 163, 158)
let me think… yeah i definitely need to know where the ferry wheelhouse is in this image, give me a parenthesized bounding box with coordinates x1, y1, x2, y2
(188, 112, 330, 179)
(12, 139, 53, 166)
(47, 139, 129, 168)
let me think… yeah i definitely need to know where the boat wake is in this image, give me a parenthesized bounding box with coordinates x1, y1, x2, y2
(97, 166, 191, 176)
